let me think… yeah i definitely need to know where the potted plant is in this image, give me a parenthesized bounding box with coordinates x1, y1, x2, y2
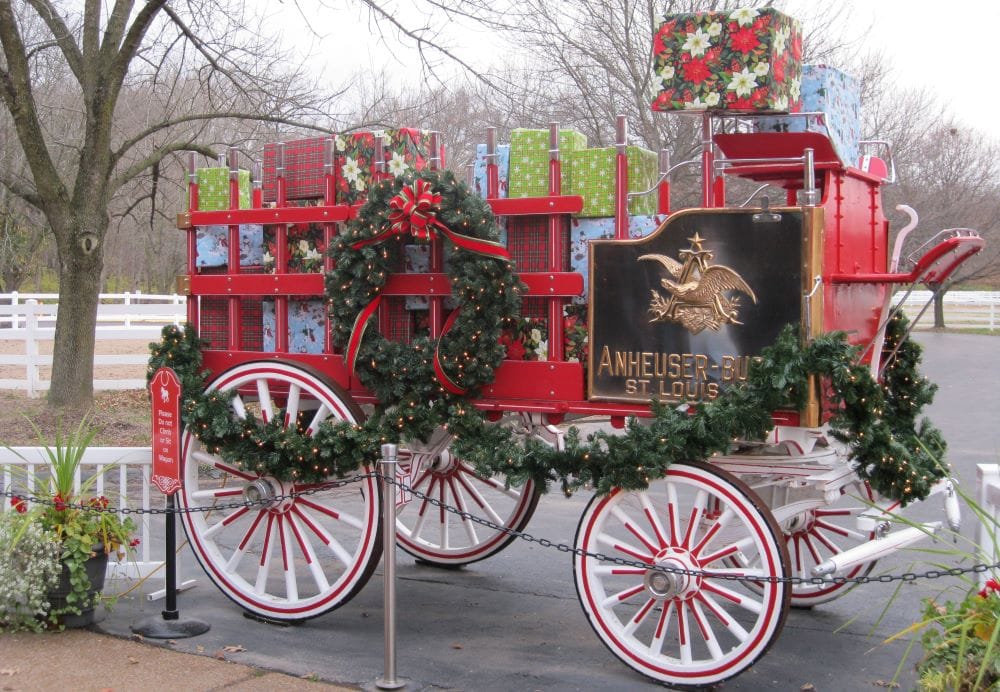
(1, 417, 137, 631)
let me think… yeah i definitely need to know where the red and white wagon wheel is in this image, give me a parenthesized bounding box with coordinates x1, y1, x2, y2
(394, 447, 540, 566)
(179, 361, 382, 622)
(573, 461, 791, 687)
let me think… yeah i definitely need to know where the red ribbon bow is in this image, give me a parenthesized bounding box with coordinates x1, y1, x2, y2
(388, 179, 442, 241)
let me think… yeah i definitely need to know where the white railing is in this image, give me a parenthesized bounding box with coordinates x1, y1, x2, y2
(0, 294, 186, 397)
(894, 290, 1000, 332)
(978, 464, 1000, 589)
(0, 447, 159, 581)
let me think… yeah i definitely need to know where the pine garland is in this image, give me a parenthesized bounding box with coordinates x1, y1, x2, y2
(148, 313, 946, 505)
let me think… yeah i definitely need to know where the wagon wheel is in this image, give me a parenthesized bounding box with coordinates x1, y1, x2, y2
(574, 461, 791, 687)
(394, 446, 540, 566)
(179, 361, 382, 622)
(749, 479, 877, 608)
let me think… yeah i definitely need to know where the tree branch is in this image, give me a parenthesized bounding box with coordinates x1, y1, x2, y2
(111, 142, 214, 193)
(21, 0, 84, 81)
(111, 112, 336, 168)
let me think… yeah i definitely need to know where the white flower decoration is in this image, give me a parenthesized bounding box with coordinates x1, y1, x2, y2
(297, 239, 310, 253)
(731, 8, 759, 27)
(530, 328, 542, 343)
(774, 26, 790, 54)
(387, 151, 409, 177)
(727, 68, 758, 97)
(704, 92, 721, 107)
(683, 96, 708, 110)
(659, 65, 676, 81)
(789, 77, 802, 102)
(754, 62, 770, 77)
(341, 157, 361, 184)
(681, 27, 711, 57)
(707, 21, 723, 37)
(305, 247, 323, 263)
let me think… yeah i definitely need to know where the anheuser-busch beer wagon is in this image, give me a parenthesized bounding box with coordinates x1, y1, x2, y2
(156, 7, 985, 686)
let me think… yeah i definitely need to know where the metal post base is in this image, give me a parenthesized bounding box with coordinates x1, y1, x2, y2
(131, 615, 210, 639)
(374, 677, 408, 690)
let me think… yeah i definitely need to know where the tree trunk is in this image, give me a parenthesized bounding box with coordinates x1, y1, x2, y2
(933, 290, 946, 329)
(47, 222, 104, 409)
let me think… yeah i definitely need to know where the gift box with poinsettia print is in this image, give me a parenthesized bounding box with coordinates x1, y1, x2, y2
(508, 129, 587, 198)
(650, 7, 802, 113)
(195, 225, 264, 268)
(334, 128, 435, 206)
(196, 168, 251, 211)
(756, 64, 861, 167)
(569, 216, 665, 303)
(261, 136, 332, 203)
(473, 143, 510, 199)
(262, 298, 327, 354)
(263, 222, 327, 274)
(565, 146, 659, 217)
(501, 316, 549, 361)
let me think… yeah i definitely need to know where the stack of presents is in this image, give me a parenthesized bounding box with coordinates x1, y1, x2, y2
(192, 7, 863, 363)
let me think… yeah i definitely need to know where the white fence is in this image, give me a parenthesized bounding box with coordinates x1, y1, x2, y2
(0, 446, 159, 581)
(0, 292, 185, 397)
(895, 290, 1000, 332)
(977, 465, 1000, 589)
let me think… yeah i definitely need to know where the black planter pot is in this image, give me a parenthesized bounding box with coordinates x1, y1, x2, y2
(47, 545, 109, 628)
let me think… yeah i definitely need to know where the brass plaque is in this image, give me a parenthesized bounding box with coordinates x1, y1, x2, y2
(588, 209, 804, 403)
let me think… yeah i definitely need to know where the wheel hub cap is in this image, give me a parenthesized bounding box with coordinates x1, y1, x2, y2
(644, 548, 700, 600)
(243, 477, 294, 513)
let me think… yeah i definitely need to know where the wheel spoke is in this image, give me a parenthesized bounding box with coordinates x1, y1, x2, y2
(639, 493, 669, 549)
(447, 477, 479, 547)
(623, 597, 658, 636)
(293, 505, 354, 567)
(596, 532, 653, 564)
(677, 600, 692, 665)
(284, 384, 301, 428)
(602, 581, 647, 608)
(612, 505, 659, 555)
(454, 472, 506, 525)
(254, 514, 277, 595)
(256, 378, 274, 423)
(278, 516, 298, 601)
(305, 404, 330, 436)
(691, 598, 725, 661)
(204, 506, 250, 539)
(701, 578, 764, 614)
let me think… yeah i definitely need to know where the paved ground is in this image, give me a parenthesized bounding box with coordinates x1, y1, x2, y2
(1, 332, 996, 691)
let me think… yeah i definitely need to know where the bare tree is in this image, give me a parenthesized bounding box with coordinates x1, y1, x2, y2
(0, 0, 338, 408)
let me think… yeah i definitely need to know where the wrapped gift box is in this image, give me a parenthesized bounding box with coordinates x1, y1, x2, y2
(565, 146, 658, 217)
(263, 298, 327, 354)
(261, 137, 332, 203)
(195, 224, 264, 268)
(569, 216, 664, 303)
(756, 64, 861, 166)
(563, 303, 588, 363)
(472, 143, 510, 198)
(501, 316, 548, 361)
(505, 216, 571, 273)
(508, 129, 587, 198)
(199, 292, 264, 351)
(263, 223, 327, 273)
(650, 8, 803, 113)
(335, 128, 435, 205)
(196, 168, 251, 211)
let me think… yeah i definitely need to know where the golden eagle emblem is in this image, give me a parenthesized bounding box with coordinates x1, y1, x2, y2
(639, 232, 756, 334)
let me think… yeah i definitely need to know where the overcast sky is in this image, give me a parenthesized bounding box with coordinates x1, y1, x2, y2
(272, 1, 999, 139)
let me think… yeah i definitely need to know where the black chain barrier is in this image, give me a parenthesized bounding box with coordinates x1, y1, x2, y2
(3, 474, 998, 588)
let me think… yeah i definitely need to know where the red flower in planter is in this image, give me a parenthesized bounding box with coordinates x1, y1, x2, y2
(10, 494, 27, 513)
(53, 493, 67, 511)
(978, 579, 1000, 598)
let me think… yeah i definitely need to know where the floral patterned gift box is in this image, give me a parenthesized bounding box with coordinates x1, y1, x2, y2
(334, 128, 435, 206)
(196, 168, 251, 211)
(756, 64, 862, 167)
(650, 7, 803, 113)
(263, 222, 327, 274)
(508, 128, 587, 198)
(195, 224, 264, 268)
(565, 146, 659, 218)
(472, 143, 511, 199)
(262, 298, 326, 354)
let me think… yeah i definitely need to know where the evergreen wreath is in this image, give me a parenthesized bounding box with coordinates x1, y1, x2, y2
(326, 169, 521, 416)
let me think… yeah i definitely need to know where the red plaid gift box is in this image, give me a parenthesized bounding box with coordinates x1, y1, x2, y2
(197, 268, 264, 351)
(380, 297, 414, 345)
(261, 137, 332, 203)
(505, 216, 571, 272)
(335, 128, 436, 205)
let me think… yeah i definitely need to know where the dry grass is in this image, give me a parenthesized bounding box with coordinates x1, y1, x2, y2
(0, 389, 151, 447)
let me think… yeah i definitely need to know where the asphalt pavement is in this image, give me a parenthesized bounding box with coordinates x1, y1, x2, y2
(3, 331, 996, 691)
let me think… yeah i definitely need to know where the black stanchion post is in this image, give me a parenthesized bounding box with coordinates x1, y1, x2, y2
(133, 367, 210, 639)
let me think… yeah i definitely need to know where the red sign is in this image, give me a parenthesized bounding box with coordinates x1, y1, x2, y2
(150, 367, 183, 495)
